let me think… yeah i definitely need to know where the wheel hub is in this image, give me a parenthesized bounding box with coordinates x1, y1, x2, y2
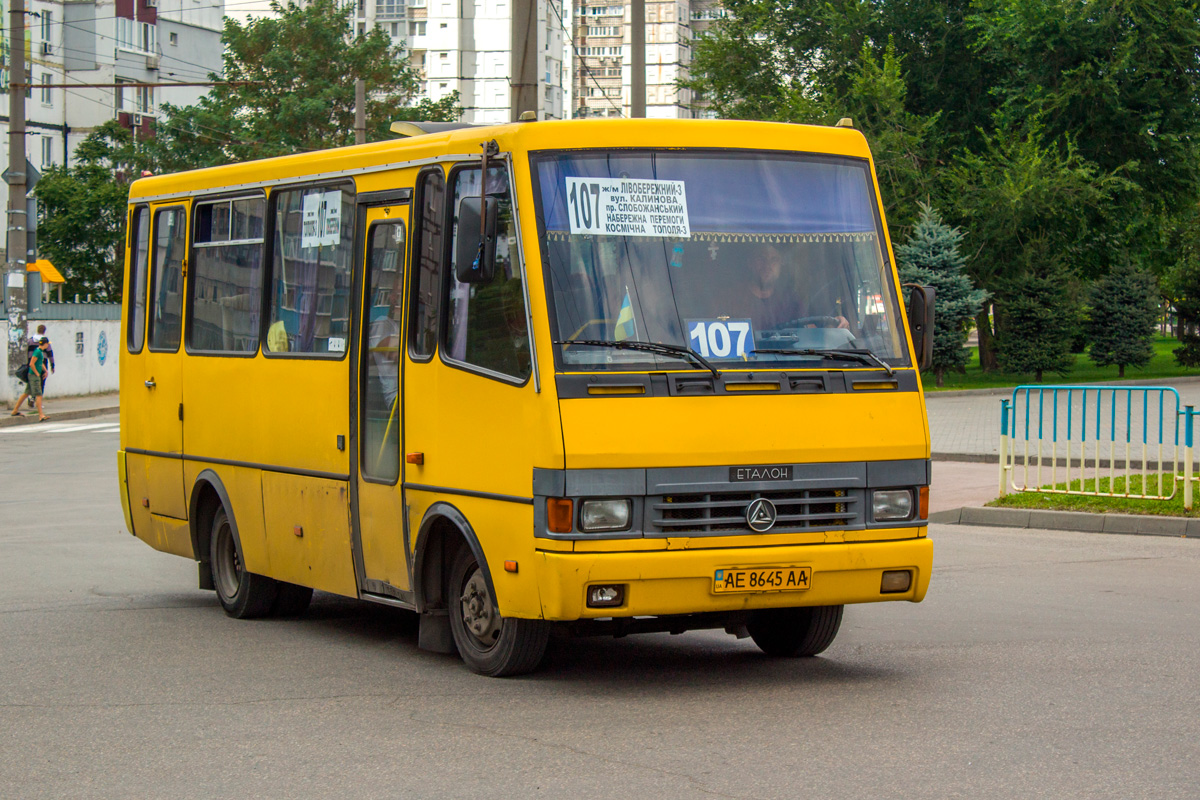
(460, 570, 500, 645)
(214, 522, 242, 601)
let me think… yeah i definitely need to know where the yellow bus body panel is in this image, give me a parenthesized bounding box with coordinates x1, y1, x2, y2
(116, 450, 135, 537)
(260, 472, 357, 597)
(537, 537, 932, 621)
(558, 388, 928, 470)
(406, 490, 545, 619)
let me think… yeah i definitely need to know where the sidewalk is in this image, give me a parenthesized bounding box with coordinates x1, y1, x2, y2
(1, 391, 119, 428)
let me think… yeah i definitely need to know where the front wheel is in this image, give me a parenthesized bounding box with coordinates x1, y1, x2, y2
(447, 546, 549, 676)
(747, 605, 843, 657)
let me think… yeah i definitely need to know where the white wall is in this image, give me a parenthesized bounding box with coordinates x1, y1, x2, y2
(1, 320, 120, 403)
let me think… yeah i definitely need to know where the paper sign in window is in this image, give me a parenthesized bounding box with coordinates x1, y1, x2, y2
(564, 177, 690, 238)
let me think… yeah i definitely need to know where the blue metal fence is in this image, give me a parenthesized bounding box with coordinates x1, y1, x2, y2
(1000, 386, 1182, 501)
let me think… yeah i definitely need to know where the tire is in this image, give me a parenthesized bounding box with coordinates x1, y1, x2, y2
(209, 507, 279, 619)
(747, 605, 844, 657)
(447, 545, 549, 677)
(271, 583, 314, 617)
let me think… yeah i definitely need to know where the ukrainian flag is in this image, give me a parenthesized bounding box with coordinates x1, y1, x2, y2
(614, 288, 637, 341)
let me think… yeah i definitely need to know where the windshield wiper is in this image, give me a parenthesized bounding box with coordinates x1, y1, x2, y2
(554, 339, 722, 379)
(752, 348, 895, 377)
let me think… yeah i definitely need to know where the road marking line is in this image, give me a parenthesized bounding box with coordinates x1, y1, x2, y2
(0, 424, 75, 434)
(47, 423, 117, 433)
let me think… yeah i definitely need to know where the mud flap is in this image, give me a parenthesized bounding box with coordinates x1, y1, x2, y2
(418, 609, 456, 654)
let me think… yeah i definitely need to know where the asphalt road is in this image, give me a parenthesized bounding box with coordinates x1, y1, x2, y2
(3, 414, 1199, 799)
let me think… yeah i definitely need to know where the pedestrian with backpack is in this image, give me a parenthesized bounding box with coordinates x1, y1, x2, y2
(25, 324, 53, 408)
(11, 337, 51, 421)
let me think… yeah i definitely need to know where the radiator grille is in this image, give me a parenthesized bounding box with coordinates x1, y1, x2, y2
(649, 488, 859, 534)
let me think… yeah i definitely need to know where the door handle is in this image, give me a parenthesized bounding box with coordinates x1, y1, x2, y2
(144, 379, 156, 389)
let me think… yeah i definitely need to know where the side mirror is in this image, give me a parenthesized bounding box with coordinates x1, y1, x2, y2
(455, 196, 498, 284)
(904, 284, 936, 371)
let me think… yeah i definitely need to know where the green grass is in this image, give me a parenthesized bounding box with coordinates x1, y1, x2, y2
(924, 336, 1200, 392)
(987, 472, 1200, 517)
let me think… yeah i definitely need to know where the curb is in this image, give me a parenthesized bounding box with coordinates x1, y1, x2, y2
(929, 505, 1200, 538)
(932, 451, 998, 464)
(0, 405, 119, 429)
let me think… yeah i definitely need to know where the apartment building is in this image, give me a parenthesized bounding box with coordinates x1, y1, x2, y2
(0, 0, 223, 262)
(59, 0, 224, 152)
(574, 0, 720, 119)
(0, 0, 223, 172)
(349, 0, 567, 122)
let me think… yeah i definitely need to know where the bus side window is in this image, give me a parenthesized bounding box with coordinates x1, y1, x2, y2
(409, 168, 445, 360)
(127, 206, 150, 353)
(444, 164, 531, 381)
(148, 207, 186, 352)
(188, 196, 265, 353)
(265, 183, 354, 356)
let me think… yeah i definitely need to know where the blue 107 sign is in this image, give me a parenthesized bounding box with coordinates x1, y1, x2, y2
(687, 319, 754, 358)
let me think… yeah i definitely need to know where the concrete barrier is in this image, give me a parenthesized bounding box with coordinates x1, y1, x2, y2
(2, 319, 120, 403)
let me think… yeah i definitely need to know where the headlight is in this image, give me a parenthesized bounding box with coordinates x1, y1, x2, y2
(872, 489, 914, 522)
(578, 498, 632, 532)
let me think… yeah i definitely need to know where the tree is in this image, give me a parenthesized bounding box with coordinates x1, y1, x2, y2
(144, 0, 459, 171)
(994, 266, 1076, 382)
(1166, 208, 1200, 366)
(943, 122, 1128, 370)
(684, 0, 1200, 365)
(34, 122, 152, 301)
(966, 0, 1200, 283)
(895, 203, 987, 386)
(1086, 262, 1159, 377)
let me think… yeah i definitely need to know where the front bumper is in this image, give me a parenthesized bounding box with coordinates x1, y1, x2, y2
(533, 534, 932, 621)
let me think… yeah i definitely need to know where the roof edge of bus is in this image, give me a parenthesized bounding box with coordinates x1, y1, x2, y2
(125, 118, 866, 200)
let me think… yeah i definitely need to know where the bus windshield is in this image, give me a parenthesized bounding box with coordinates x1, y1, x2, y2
(531, 150, 910, 372)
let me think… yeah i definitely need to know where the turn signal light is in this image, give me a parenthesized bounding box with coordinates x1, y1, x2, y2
(547, 498, 574, 533)
(918, 486, 929, 520)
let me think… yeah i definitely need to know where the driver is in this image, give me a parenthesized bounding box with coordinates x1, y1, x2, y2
(730, 243, 793, 330)
(730, 243, 850, 331)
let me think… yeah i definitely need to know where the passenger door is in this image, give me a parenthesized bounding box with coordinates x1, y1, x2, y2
(353, 204, 412, 599)
(125, 205, 188, 519)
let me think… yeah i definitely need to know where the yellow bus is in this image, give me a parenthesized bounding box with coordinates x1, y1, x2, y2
(118, 118, 935, 676)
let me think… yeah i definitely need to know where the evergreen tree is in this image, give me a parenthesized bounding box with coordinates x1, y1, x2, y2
(895, 203, 987, 386)
(1086, 262, 1159, 377)
(993, 266, 1076, 382)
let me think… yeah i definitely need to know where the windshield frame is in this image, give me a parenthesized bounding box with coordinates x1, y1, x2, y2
(528, 147, 910, 375)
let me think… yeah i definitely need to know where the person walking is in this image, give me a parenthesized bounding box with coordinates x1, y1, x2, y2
(11, 338, 51, 422)
(25, 325, 53, 408)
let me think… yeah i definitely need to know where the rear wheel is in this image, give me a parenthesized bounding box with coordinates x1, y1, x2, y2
(447, 546, 549, 676)
(747, 605, 843, 657)
(210, 507, 278, 619)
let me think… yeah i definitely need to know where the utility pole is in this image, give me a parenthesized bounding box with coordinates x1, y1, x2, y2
(510, 0, 538, 121)
(355, 80, 366, 144)
(630, 0, 645, 117)
(5, 0, 27, 380)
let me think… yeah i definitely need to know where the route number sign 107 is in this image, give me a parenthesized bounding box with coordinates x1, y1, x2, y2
(688, 319, 754, 358)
